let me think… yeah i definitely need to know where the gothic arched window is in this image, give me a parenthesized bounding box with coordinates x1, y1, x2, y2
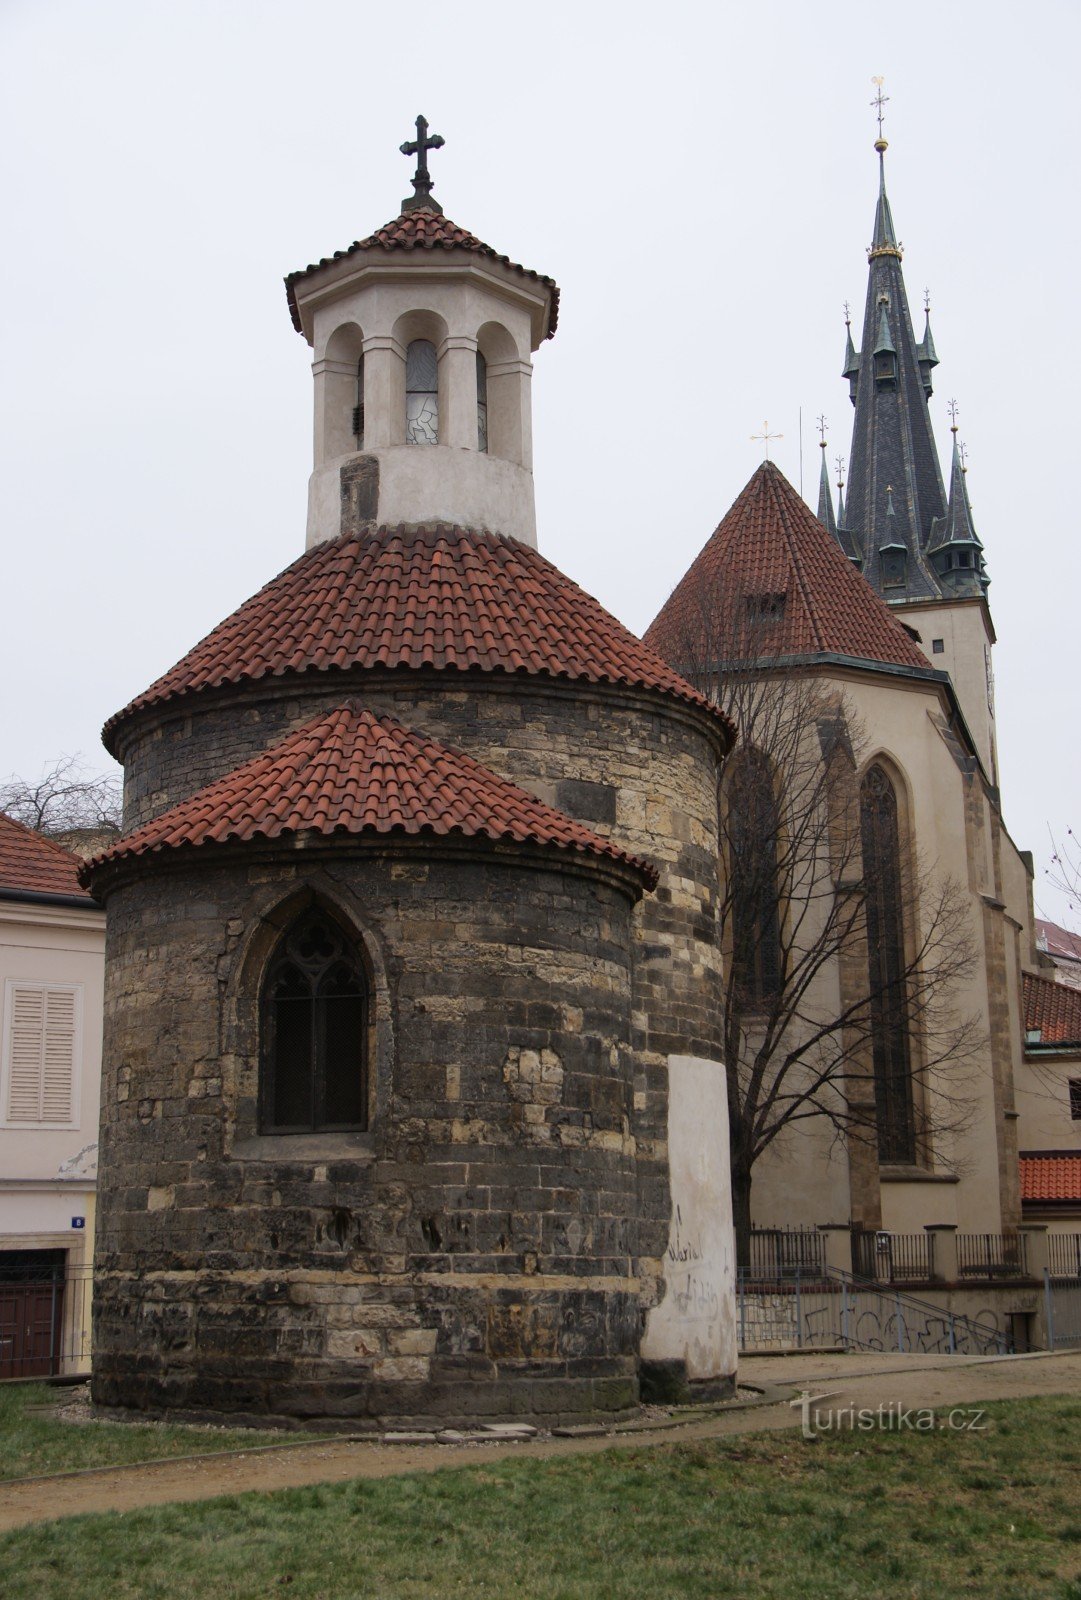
(260, 910, 369, 1134)
(729, 750, 782, 1007)
(860, 764, 915, 1163)
(476, 351, 488, 453)
(405, 339, 439, 444)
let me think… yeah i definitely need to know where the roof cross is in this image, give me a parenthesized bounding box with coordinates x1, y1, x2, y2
(871, 76, 889, 139)
(400, 115, 445, 211)
(817, 414, 828, 448)
(947, 397, 960, 432)
(959, 440, 969, 472)
(751, 421, 783, 460)
(835, 454, 846, 491)
(843, 300, 851, 327)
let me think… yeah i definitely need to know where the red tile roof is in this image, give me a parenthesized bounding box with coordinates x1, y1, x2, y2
(644, 462, 934, 674)
(1023, 971, 1081, 1047)
(1037, 918, 1081, 965)
(1020, 1154, 1081, 1204)
(285, 206, 559, 339)
(86, 704, 658, 891)
(0, 812, 94, 902)
(103, 525, 733, 755)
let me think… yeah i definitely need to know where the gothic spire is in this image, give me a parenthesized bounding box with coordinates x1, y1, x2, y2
(837, 123, 948, 602)
(817, 441, 837, 535)
(927, 429, 988, 597)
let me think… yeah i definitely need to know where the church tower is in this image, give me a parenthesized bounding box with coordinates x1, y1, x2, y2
(286, 118, 554, 550)
(832, 94, 998, 782)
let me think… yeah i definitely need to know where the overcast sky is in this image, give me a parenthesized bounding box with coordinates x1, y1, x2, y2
(2, 0, 1078, 928)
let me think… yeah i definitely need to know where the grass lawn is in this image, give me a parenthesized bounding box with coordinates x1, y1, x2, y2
(0, 1383, 309, 1480)
(1, 1395, 1079, 1599)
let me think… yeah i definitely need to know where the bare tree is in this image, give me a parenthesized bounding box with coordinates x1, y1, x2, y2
(0, 754, 122, 837)
(1047, 827, 1081, 927)
(663, 586, 983, 1262)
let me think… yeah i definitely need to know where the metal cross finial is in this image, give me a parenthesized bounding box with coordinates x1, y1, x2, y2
(947, 397, 959, 432)
(923, 287, 931, 315)
(817, 414, 828, 448)
(835, 454, 846, 491)
(751, 421, 783, 460)
(871, 76, 889, 139)
(843, 300, 851, 327)
(959, 440, 969, 471)
(400, 115, 445, 212)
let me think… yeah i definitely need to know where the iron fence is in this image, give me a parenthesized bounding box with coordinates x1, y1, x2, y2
(745, 1227, 823, 1284)
(1048, 1233, 1081, 1282)
(0, 1258, 92, 1380)
(852, 1230, 934, 1283)
(957, 1231, 1028, 1279)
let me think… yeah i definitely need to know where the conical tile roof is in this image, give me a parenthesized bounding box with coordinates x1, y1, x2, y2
(103, 524, 733, 755)
(85, 704, 657, 890)
(285, 205, 559, 338)
(644, 462, 932, 673)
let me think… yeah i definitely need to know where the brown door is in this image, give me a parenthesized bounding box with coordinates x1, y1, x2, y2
(0, 1255, 66, 1379)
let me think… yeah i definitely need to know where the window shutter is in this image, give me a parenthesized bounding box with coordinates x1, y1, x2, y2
(5, 984, 78, 1124)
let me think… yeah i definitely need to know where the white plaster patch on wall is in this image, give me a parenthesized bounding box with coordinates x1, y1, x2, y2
(641, 1054, 736, 1382)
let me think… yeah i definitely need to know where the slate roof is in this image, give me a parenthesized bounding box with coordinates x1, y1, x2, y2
(86, 704, 658, 891)
(1037, 919, 1081, 967)
(103, 524, 733, 754)
(0, 812, 94, 903)
(285, 205, 559, 339)
(1023, 971, 1081, 1048)
(643, 461, 933, 674)
(1020, 1154, 1081, 1205)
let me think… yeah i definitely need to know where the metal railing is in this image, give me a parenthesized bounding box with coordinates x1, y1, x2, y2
(744, 1227, 823, 1284)
(1048, 1233, 1081, 1282)
(852, 1230, 934, 1283)
(737, 1264, 1013, 1356)
(957, 1231, 1028, 1279)
(0, 1259, 92, 1380)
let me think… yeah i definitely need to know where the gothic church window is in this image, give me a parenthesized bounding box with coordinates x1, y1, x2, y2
(729, 750, 782, 1007)
(405, 339, 439, 444)
(260, 910, 369, 1134)
(860, 764, 915, 1163)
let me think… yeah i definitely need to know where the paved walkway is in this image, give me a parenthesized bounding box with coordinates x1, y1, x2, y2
(3, 1349, 1079, 1531)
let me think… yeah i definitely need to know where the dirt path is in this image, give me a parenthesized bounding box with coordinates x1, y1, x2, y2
(3, 1349, 1079, 1532)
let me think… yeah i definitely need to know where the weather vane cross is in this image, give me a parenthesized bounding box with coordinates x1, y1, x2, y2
(817, 414, 828, 447)
(400, 115, 445, 212)
(947, 397, 960, 431)
(751, 421, 783, 460)
(871, 76, 889, 139)
(835, 454, 846, 489)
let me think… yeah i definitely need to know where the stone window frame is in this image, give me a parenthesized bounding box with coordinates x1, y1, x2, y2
(222, 875, 391, 1163)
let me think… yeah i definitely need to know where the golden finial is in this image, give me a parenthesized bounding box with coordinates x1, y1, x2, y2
(751, 421, 783, 460)
(835, 454, 846, 492)
(947, 398, 959, 433)
(817, 414, 828, 449)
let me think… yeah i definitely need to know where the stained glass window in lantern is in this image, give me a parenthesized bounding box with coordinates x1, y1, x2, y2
(406, 339, 439, 444)
(860, 764, 915, 1163)
(352, 354, 364, 447)
(260, 909, 368, 1133)
(476, 351, 488, 453)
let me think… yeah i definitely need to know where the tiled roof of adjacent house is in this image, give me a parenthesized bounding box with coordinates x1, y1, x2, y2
(1023, 970, 1081, 1047)
(1020, 1154, 1081, 1204)
(103, 525, 734, 754)
(86, 704, 658, 891)
(1036, 918, 1081, 966)
(0, 812, 94, 903)
(285, 206, 560, 339)
(644, 461, 934, 674)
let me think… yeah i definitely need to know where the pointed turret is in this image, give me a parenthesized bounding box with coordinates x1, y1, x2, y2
(927, 436, 988, 597)
(840, 134, 948, 601)
(817, 444, 837, 535)
(917, 301, 939, 397)
(843, 317, 860, 405)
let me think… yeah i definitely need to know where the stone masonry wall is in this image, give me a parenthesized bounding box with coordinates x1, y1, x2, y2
(93, 844, 643, 1426)
(114, 672, 727, 1306)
